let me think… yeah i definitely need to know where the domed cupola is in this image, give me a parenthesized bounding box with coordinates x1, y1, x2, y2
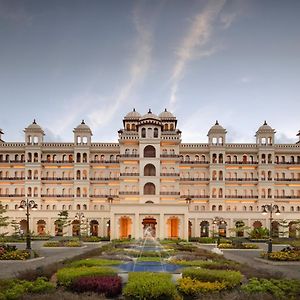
(159, 109, 177, 131)
(207, 120, 227, 145)
(24, 119, 45, 145)
(0, 129, 4, 142)
(124, 108, 141, 120)
(255, 121, 275, 145)
(73, 120, 92, 144)
(140, 109, 161, 126)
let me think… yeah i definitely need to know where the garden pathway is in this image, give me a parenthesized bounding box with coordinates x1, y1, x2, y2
(195, 243, 300, 280)
(0, 241, 108, 279)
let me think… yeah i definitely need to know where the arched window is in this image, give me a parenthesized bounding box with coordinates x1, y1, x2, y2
(141, 128, 146, 138)
(144, 145, 156, 158)
(76, 170, 81, 180)
(144, 182, 155, 195)
(83, 153, 87, 163)
(154, 128, 158, 138)
(144, 164, 156, 176)
(76, 153, 81, 163)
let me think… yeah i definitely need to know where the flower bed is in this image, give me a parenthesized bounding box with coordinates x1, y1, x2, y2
(123, 272, 178, 300)
(182, 267, 243, 289)
(218, 243, 258, 249)
(0, 277, 54, 299)
(56, 266, 116, 287)
(43, 240, 82, 247)
(71, 276, 122, 297)
(170, 259, 239, 270)
(0, 244, 32, 260)
(260, 250, 300, 261)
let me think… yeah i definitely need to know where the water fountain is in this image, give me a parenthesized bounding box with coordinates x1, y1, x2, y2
(118, 227, 181, 273)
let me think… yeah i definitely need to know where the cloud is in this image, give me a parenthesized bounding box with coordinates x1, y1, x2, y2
(169, 0, 227, 109)
(220, 12, 237, 29)
(239, 76, 252, 84)
(87, 4, 152, 130)
(0, 1, 32, 24)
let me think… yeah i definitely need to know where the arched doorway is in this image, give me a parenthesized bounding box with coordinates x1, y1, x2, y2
(218, 221, 227, 237)
(253, 221, 262, 228)
(144, 145, 156, 157)
(37, 220, 46, 235)
(72, 220, 80, 236)
(167, 217, 179, 239)
(20, 219, 27, 235)
(235, 220, 245, 237)
(144, 164, 156, 176)
(188, 221, 192, 239)
(119, 216, 132, 239)
(144, 182, 155, 195)
(200, 221, 209, 237)
(90, 220, 99, 236)
(142, 217, 157, 237)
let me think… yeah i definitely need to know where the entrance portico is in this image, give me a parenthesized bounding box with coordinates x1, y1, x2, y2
(110, 203, 189, 240)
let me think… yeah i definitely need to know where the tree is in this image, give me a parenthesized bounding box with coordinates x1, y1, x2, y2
(55, 210, 71, 236)
(248, 227, 269, 239)
(11, 219, 21, 237)
(0, 203, 9, 236)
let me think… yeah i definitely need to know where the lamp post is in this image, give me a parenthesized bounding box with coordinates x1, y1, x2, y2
(212, 217, 225, 247)
(262, 204, 280, 253)
(18, 199, 38, 251)
(74, 212, 85, 238)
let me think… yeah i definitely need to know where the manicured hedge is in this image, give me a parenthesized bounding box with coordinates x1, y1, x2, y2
(182, 267, 243, 288)
(70, 258, 121, 267)
(177, 277, 227, 296)
(171, 259, 239, 270)
(0, 277, 54, 299)
(71, 276, 122, 297)
(123, 272, 178, 300)
(43, 241, 82, 247)
(242, 278, 300, 299)
(56, 266, 116, 287)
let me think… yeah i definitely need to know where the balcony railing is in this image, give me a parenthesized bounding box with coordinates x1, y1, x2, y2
(120, 173, 139, 176)
(275, 178, 300, 181)
(90, 194, 119, 198)
(41, 177, 74, 180)
(180, 178, 210, 181)
(90, 160, 119, 164)
(160, 173, 180, 177)
(0, 194, 25, 197)
(0, 160, 25, 164)
(41, 160, 74, 163)
(225, 178, 259, 181)
(225, 195, 259, 199)
(225, 161, 258, 164)
(275, 162, 300, 165)
(160, 191, 180, 195)
(274, 196, 300, 199)
(180, 195, 210, 198)
(119, 154, 139, 158)
(90, 177, 119, 181)
(160, 154, 180, 158)
(0, 177, 25, 180)
(180, 161, 209, 164)
(119, 191, 139, 195)
(41, 194, 74, 197)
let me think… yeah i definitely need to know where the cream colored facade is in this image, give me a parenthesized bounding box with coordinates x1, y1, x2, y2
(0, 109, 300, 239)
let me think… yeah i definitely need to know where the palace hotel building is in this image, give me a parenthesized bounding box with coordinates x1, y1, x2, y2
(0, 109, 300, 239)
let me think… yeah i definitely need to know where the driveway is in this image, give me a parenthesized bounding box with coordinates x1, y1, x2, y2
(196, 243, 300, 279)
(0, 241, 107, 279)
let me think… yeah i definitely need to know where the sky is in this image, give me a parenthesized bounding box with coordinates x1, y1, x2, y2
(0, 0, 300, 144)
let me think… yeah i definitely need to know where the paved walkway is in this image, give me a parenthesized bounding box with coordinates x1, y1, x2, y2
(0, 241, 107, 279)
(196, 243, 300, 279)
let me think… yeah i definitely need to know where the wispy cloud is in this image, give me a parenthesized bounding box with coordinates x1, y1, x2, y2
(169, 0, 227, 109)
(87, 5, 152, 129)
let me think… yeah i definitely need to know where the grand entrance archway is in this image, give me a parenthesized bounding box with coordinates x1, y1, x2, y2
(142, 217, 157, 237)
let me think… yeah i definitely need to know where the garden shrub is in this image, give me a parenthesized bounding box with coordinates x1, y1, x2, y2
(71, 276, 122, 297)
(0, 277, 54, 300)
(189, 237, 216, 243)
(170, 259, 239, 270)
(81, 236, 101, 242)
(123, 272, 178, 300)
(64, 241, 81, 247)
(177, 277, 227, 296)
(242, 278, 300, 299)
(70, 258, 121, 267)
(43, 241, 82, 247)
(56, 266, 116, 287)
(182, 267, 243, 288)
(260, 250, 300, 261)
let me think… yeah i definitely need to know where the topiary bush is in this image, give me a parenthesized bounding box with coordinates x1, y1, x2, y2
(182, 267, 243, 288)
(123, 272, 178, 300)
(177, 277, 227, 297)
(56, 266, 116, 287)
(70, 258, 121, 267)
(71, 276, 122, 297)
